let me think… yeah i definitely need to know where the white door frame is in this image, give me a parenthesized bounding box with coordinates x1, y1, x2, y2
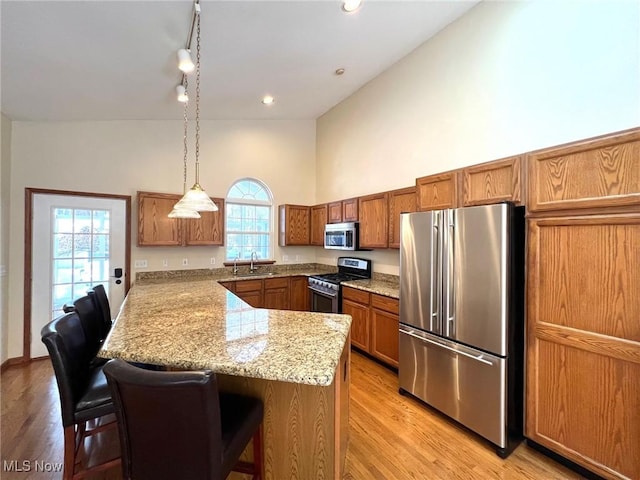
(24, 188, 131, 360)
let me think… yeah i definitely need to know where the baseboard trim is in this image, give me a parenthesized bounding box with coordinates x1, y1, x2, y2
(1, 356, 27, 373)
(525, 439, 606, 480)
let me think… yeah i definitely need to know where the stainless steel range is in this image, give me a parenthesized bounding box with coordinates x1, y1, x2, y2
(308, 257, 372, 313)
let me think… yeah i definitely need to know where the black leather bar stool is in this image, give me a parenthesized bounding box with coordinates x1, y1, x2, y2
(104, 359, 264, 480)
(41, 312, 120, 480)
(88, 284, 112, 341)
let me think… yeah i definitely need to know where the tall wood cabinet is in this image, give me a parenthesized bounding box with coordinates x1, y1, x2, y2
(525, 128, 640, 480)
(137, 191, 224, 246)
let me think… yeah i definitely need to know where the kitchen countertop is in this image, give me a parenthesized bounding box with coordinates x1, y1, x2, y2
(100, 278, 351, 387)
(134, 264, 401, 299)
(342, 276, 400, 299)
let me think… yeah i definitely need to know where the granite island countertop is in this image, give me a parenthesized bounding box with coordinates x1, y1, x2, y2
(100, 278, 351, 387)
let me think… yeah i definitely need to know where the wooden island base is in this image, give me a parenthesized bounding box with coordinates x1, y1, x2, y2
(223, 340, 350, 480)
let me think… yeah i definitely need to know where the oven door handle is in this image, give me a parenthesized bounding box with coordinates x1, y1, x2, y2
(308, 285, 338, 297)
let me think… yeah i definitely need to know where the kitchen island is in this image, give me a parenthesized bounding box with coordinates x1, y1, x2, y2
(100, 278, 351, 480)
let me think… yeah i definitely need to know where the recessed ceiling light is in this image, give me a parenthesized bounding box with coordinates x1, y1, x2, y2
(262, 95, 275, 105)
(335, 68, 345, 76)
(342, 0, 362, 13)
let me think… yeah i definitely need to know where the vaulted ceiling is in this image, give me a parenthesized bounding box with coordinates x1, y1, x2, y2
(1, 1, 479, 121)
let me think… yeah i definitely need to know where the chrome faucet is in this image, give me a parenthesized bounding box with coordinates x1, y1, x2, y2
(233, 254, 240, 275)
(250, 251, 258, 273)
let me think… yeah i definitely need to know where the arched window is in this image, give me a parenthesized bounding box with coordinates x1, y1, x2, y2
(225, 178, 273, 261)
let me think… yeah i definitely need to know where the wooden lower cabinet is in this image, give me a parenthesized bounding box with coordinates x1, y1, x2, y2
(219, 276, 310, 311)
(290, 276, 309, 311)
(342, 286, 399, 368)
(370, 294, 400, 368)
(525, 213, 640, 479)
(218, 281, 236, 293)
(264, 277, 290, 309)
(235, 279, 264, 308)
(342, 296, 370, 351)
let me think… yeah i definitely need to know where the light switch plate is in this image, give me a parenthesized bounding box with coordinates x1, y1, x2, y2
(134, 260, 148, 268)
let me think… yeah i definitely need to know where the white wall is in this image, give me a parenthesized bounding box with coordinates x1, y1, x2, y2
(316, 0, 640, 274)
(1, 114, 11, 364)
(6, 119, 316, 358)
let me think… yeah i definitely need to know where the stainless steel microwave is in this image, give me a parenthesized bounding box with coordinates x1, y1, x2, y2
(324, 222, 359, 250)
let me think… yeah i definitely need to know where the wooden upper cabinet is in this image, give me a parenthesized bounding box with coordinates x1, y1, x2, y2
(416, 170, 459, 211)
(184, 198, 225, 246)
(528, 128, 640, 213)
(388, 186, 417, 249)
(342, 198, 359, 222)
(462, 156, 523, 207)
(138, 191, 225, 247)
(327, 201, 343, 224)
(310, 204, 328, 246)
(137, 191, 182, 246)
(278, 204, 310, 246)
(359, 192, 389, 249)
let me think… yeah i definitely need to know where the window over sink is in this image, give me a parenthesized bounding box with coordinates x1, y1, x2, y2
(225, 178, 273, 261)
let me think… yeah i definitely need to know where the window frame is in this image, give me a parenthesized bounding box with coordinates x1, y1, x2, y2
(225, 178, 274, 262)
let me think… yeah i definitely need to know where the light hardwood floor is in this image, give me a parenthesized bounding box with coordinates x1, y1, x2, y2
(1, 351, 583, 479)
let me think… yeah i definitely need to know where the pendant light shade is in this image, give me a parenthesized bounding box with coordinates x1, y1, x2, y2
(175, 183, 218, 211)
(168, 206, 201, 218)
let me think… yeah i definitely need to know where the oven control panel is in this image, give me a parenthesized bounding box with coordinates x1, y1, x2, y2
(308, 277, 339, 295)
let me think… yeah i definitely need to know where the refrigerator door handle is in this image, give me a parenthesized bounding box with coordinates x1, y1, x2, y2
(399, 327, 493, 366)
(445, 209, 455, 337)
(430, 212, 440, 331)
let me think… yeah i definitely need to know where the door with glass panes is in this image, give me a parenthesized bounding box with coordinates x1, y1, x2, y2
(30, 193, 127, 358)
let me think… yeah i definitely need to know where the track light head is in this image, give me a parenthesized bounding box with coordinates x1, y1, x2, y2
(177, 49, 194, 73)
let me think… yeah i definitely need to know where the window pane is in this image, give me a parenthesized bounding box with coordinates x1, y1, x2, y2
(73, 210, 92, 233)
(74, 259, 90, 282)
(256, 206, 269, 220)
(227, 218, 241, 231)
(256, 219, 269, 232)
(74, 235, 91, 258)
(73, 282, 92, 299)
(93, 210, 110, 233)
(228, 204, 242, 218)
(53, 209, 73, 233)
(53, 234, 73, 258)
(53, 259, 73, 284)
(52, 284, 73, 314)
(93, 234, 109, 256)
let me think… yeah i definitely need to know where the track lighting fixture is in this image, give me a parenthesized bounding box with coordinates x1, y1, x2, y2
(172, 0, 217, 213)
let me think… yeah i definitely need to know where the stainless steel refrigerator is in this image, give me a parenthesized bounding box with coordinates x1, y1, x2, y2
(398, 203, 524, 458)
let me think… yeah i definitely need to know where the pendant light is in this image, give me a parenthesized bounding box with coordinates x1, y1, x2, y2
(169, 77, 200, 219)
(174, 1, 218, 213)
